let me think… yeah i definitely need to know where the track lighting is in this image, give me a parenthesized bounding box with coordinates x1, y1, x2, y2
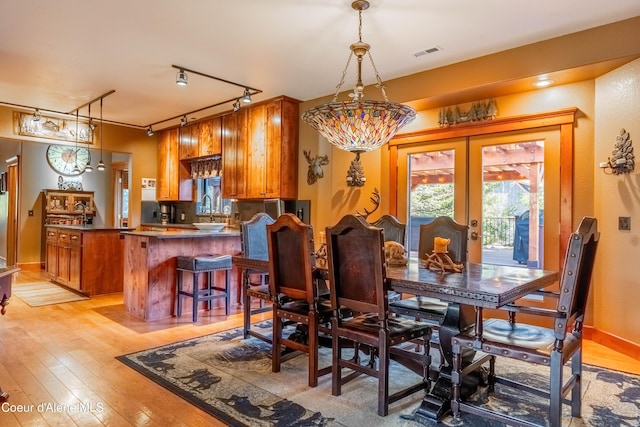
(176, 69, 188, 86)
(233, 100, 241, 112)
(32, 109, 41, 121)
(242, 88, 252, 104)
(180, 115, 188, 127)
(147, 126, 154, 136)
(97, 97, 105, 171)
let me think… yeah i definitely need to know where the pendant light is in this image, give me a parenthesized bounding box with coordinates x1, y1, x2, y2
(302, 1, 416, 154)
(72, 110, 82, 174)
(84, 104, 93, 172)
(96, 97, 105, 171)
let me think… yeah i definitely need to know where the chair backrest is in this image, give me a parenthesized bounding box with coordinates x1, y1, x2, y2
(240, 212, 275, 260)
(266, 213, 317, 303)
(555, 216, 599, 339)
(326, 214, 387, 319)
(371, 214, 406, 245)
(418, 216, 469, 263)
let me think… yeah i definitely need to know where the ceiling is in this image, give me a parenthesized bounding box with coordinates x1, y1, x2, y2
(2, 0, 640, 131)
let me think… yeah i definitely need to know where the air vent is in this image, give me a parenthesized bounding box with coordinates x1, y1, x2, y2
(414, 46, 443, 57)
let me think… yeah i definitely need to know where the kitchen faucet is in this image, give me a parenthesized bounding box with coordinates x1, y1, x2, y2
(201, 194, 214, 223)
(74, 202, 87, 225)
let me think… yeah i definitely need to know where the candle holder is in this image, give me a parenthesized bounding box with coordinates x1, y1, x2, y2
(599, 129, 634, 175)
(421, 236, 464, 272)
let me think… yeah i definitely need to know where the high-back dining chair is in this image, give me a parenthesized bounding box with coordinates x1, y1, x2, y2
(267, 213, 333, 387)
(390, 216, 469, 324)
(371, 214, 406, 245)
(326, 214, 432, 416)
(240, 212, 275, 342)
(451, 216, 599, 427)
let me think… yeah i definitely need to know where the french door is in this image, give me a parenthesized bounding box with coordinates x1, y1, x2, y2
(396, 128, 561, 272)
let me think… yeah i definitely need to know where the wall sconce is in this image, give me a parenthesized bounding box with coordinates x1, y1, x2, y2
(346, 153, 366, 187)
(599, 128, 635, 175)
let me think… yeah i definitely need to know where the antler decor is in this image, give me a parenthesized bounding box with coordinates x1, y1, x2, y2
(303, 150, 329, 185)
(356, 187, 380, 219)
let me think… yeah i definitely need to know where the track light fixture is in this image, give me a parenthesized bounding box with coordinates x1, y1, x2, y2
(242, 88, 252, 104)
(97, 97, 106, 171)
(180, 115, 188, 127)
(176, 69, 188, 86)
(32, 108, 41, 122)
(233, 100, 241, 112)
(84, 104, 93, 172)
(147, 126, 154, 136)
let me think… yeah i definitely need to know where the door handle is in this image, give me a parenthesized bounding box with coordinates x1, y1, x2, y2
(470, 231, 479, 240)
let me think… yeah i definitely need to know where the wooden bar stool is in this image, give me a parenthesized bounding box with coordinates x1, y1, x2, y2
(175, 254, 232, 322)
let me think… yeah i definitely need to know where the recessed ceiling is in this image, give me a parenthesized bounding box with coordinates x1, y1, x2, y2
(1, 1, 640, 130)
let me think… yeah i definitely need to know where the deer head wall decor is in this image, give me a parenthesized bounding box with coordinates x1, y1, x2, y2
(304, 150, 329, 185)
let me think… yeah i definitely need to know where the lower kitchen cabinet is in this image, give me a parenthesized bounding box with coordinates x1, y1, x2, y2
(45, 226, 127, 295)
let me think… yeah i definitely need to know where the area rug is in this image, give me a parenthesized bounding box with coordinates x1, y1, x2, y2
(12, 281, 88, 307)
(117, 322, 640, 427)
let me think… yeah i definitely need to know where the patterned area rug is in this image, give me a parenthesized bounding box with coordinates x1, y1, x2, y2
(12, 281, 88, 307)
(117, 322, 640, 427)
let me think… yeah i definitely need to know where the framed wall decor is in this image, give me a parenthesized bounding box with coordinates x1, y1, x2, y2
(13, 111, 93, 144)
(0, 172, 6, 193)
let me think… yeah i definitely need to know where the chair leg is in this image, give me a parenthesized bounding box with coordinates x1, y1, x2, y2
(378, 335, 390, 417)
(331, 319, 342, 397)
(205, 271, 213, 311)
(243, 271, 251, 339)
(451, 344, 462, 420)
(571, 348, 583, 417)
(272, 306, 282, 373)
(176, 270, 183, 317)
(549, 351, 563, 427)
(308, 315, 319, 387)
(224, 269, 230, 316)
(192, 273, 199, 322)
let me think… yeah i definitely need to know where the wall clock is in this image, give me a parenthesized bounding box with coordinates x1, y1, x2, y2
(46, 144, 91, 176)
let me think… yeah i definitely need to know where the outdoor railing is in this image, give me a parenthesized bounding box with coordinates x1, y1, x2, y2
(483, 217, 516, 247)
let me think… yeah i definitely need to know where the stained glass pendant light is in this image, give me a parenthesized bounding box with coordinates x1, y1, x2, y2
(302, 0, 416, 154)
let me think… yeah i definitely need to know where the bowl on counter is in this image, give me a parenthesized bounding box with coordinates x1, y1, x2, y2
(193, 223, 226, 232)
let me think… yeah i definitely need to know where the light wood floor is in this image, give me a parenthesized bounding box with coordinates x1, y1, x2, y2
(1, 270, 639, 426)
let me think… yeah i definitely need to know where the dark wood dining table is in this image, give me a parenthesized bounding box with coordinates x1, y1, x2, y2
(232, 256, 558, 422)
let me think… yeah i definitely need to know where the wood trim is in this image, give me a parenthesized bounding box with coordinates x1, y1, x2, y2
(390, 107, 578, 147)
(584, 325, 640, 361)
(388, 145, 398, 217)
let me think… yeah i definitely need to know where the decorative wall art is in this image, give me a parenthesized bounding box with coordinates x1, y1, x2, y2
(57, 175, 83, 191)
(438, 99, 498, 127)
(0, 172, 6, 194)
(599, 128, 635, 175)
(303, 150, 329, 185)
(13, 111, 93, 144)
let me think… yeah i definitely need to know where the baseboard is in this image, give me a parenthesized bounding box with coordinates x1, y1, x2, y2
(16, 262, 43, 273)
(584, 325, 640, 360)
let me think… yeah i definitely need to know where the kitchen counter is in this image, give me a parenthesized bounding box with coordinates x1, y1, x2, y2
(122, 229, 241, 321)
(46, 224, 136, 231)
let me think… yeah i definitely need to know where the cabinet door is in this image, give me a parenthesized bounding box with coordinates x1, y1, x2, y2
(246, 103, 269, 198)
(221, 110, 247, 199)
(56, 232, 70, 286)
(67, 232, 82, 290)
(263, 101, 284, 198)
(157, 129, 177, 200)
(199, 117, 222, 157)
(179, 123, 198, 160)
(45, 233, 58, 279)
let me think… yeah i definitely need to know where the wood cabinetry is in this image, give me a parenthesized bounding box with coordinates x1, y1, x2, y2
(179, 123, 198, 160)
(198, 117, 222, 157)
(157, 128, 192, 201)
(221, 109, 248, 199)
(246, 97, 299, 199)
(222, 96, 299, 199)
(44, 190, 95, 225)
(45, 226, 126, 295)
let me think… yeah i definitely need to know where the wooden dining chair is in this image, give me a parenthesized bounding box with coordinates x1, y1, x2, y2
(371, 214, 406, 245)
(326, 214, 432, 416)
(451, 216, 599, 427)
(240, 212, 275, 342)
(267, 213, 333, 387)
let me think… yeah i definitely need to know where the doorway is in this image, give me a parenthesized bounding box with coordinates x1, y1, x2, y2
(395, 128, 560, 272)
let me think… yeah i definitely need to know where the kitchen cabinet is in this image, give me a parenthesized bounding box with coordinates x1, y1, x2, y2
(45, 226, 127, 295)
(221, 109, 247, 199)
(198, 117, 222, 157)
(179, 123, 198, 160)
(222, 96, 299, 199)
(157, 128, 192, 201)
(245, 97, 299, 199)
(44, 190, 95, 225)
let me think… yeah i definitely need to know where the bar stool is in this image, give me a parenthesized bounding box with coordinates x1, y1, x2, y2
(175, 254, 232, 322)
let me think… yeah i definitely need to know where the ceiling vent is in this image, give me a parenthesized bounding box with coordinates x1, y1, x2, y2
(414, 46, 443, 57)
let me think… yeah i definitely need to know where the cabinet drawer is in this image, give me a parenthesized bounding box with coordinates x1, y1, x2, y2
(57, 231, 71, 242)
(46, 228, 58, 240)
(69, 232, 82, 245)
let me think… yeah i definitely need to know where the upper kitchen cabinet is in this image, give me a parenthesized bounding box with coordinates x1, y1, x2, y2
(157, 128, 193, 201)
(179, 123, 198, 160)
(221, 109, 247, 199)
(198, 117, 222, 157)
(241, 96, 300, 199)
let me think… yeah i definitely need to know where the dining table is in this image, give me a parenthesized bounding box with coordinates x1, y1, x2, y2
(232, 256, 558, 422)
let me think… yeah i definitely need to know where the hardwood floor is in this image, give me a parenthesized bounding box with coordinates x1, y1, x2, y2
(1, 269, 639, 426)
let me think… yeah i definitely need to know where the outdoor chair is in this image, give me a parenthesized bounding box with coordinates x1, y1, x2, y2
(451, 216, 599, 427)
(326, 214, 432, 416)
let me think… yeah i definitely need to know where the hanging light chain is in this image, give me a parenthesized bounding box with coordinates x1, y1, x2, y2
(367, 52, 389, 102)
(332, 52, 355, 102)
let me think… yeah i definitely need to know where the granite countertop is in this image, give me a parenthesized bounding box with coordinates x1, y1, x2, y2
(45, 225, 136, 231)
(121, 229, 241, 239)
(140, 223, 199, 229)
